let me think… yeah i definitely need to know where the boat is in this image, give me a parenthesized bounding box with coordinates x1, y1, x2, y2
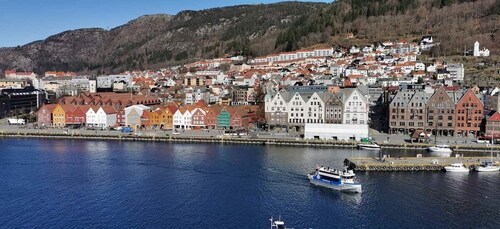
(475, 135, 500, 172)
(358, 141, 381, 150)
(444, 163, 470, 172)
(270, 216, 291, 229)
(475, 161, 500, 172)
(428, 145, 453, 154)
(307, 166, 362, 193)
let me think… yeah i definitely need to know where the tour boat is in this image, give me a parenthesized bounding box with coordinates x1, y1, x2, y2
(475, 161, 500, 172)
(307, 166, 362, 193)
(358, 142, 381, 150)
(444, 163, 470, 172)
(428, 145, 453, 154)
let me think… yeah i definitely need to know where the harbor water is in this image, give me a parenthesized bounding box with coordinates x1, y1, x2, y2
(0, 138, 499, 228)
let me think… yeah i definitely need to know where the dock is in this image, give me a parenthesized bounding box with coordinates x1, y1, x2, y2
(344, 156, 499, 171)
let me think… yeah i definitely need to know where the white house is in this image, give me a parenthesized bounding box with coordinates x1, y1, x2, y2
(343, 88, 369, 125)
(86, 106, 117, 129)
(173, 107, 193, 129)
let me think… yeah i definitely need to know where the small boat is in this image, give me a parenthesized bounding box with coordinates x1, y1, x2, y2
(428, 145, 453, 154)
(270, 216, 291, 229)
(475, 161, 500, 172)
(358, 142, 381, 150)
(475, 137, 500, 172)
(307, 166, 362, 193)
(444, 163, 470, 172)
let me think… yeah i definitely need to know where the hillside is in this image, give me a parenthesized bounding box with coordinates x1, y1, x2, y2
(276, 0, 500, 55)
(0, 2, 326, 74)
(0, 0, 498, 75)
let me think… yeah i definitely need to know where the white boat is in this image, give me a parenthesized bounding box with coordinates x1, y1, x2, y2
(270, 216, 291, 229)
(475, 161, 500, 172)
(444, 163, 470, 172)
(475, 136, 500, 172)
(428, 145, 453, 154)
(307, 166, 362, 193)
(358, 142, 381, 150)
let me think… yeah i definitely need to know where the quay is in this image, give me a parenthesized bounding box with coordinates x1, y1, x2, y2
(344, 156, 499, 171)
(2, 128, 500, 152)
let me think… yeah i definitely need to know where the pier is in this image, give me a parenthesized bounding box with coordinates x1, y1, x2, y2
(344, 156, 499, 171)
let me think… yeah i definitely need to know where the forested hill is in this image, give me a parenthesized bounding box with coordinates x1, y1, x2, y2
(0, 0, 499, 75)
(276, 0, 500, 55)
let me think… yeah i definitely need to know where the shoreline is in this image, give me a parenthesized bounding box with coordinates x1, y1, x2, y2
(2, 131, 500, 153)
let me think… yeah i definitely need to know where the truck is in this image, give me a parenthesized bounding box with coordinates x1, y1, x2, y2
(120, 126, 133, 133)
(8, 119, 26, 125)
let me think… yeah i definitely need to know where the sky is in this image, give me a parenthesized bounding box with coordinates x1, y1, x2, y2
(0, 0, 330, 48)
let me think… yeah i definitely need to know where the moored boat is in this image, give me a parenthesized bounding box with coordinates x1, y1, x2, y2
(358, 142, 381, 150)
(444, 163, 470, 172)
(307, 166, 362, 193)
(428, 145, 453, 155)
(475, 161, 500, 172)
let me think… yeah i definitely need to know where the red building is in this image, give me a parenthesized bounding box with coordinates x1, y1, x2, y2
(455, 89, 483, 137)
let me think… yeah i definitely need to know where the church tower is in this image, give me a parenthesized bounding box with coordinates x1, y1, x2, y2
(473, 41, 480, 56)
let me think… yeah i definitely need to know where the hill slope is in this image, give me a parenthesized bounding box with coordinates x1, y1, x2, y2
(0, 0, 498, 75)
(0, 2, 326, 74)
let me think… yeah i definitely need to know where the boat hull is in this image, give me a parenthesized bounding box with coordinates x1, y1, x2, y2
(444, 167, 470, 172)
(358, 144, 381, 150)
(475, 166, 500, 172)
(428, 147, 453, 153)
(308, 175, 362, 193)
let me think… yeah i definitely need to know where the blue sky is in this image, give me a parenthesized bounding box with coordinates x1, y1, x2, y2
(0, 0, 330, 48)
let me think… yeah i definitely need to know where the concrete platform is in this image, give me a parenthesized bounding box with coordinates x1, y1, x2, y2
(345, 156, 500, 171)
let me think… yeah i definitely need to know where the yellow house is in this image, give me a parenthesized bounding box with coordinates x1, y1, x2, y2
(148, 110, 162, 129)
(160, 107, 174, 130)
(52, 104, 66, 127)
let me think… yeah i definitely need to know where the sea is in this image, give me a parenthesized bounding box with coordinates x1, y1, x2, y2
(0, 138, 499, 228)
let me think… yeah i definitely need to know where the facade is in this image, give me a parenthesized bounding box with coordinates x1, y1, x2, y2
(342, 88, 368, 125)
(37, 104, 57, 126)
(205, 105, 222, 129)
(486, 112, 500, 137)
(124, 105, 150, 129)
(264, 92, 289, 128)
(425, 87, 456, 136)
(191, 108, 207, 129)
(218, 108, 231, 129)
(304, 123, 369, 141)
(324, 93, 343, 124)
(454, 89, 483, 137)
(52, 104, 67, 127)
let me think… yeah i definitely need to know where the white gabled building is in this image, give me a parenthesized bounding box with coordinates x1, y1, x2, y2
(342, 88, 369, 125)
(173, 107, 193, 129)
(86, 106, 117, 129)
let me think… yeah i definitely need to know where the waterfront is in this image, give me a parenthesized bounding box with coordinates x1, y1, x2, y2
(0, 138, 499, 228)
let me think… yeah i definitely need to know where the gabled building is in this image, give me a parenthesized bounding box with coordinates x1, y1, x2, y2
(205, 105, 222, 129)
(455, 89, 483, 137)
(486, 112, 500, 138)
(37, 104, 57, 127)
(264, 92, 290, 128)
(426, 87, 456, 136)
(324, 93, 343, 124)
(218, 108, 231, 129)
(124, 105, 151, 129)
(343, 88, 368, 125)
